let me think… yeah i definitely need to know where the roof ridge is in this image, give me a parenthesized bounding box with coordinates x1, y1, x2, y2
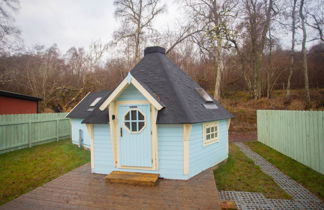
(157, 54, 195, 123)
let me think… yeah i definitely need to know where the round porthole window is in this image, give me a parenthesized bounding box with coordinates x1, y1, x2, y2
(124, 109, 145, 133)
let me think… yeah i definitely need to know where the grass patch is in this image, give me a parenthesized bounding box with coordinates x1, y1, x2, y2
(246, 141, 324, 201)
(214, 143, 291, 199)
(0, 139, 90, 205)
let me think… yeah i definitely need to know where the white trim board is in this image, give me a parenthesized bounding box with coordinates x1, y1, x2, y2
(183, 124, 192, 175)
(99, 73, 163, 111)
(85, 124, 94, 169)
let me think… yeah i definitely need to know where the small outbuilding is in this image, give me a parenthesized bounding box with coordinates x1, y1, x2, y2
(69, 46, 233, 180)
(66, 90, 111, 148)
(0, 90, 42, 115)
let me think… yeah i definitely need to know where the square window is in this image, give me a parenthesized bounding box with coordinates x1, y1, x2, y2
(203, 122, 219, 146)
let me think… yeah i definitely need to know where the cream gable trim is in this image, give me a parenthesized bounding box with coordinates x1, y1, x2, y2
(99, 73, 163, 111)
(151, 105, 158, 170)
(65, 92, 90, 118)
(86, 124, 94, 169)
(108, 101, 118, 167)
(183, 124, 192, 175)
(131, 76, 163, 110)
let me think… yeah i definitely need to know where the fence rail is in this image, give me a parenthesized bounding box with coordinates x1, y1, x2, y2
(257, 110, 324, 174)
(0, 113, 71, 154)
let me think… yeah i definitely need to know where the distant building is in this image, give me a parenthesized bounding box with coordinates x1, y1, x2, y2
(0, 90, 42, 114)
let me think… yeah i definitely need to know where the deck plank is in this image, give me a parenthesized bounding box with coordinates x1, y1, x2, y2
(0, 163, 221, 210)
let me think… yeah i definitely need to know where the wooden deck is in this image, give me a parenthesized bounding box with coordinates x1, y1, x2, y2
(0, 163, 221, 209)
(106, 171, 159, 186)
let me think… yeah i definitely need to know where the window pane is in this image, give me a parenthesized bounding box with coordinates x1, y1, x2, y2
(211, 127, 214, 132)
(215, 126, 218, 132)
(138, 112, 144, 120)
(125, 112, 130, 120)
(125, 122, 130, 129)
(206, 134, 210, 140)
(206, 127, 211, 133)
(211, 133, 214, 139)
(131, 110, 137, 120)
(138, 122, 144, 130)
(131, 122, 137, 131)
(215, 132, 218, 138)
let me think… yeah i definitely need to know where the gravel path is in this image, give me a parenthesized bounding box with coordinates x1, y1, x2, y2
(219, 142, 324, 210)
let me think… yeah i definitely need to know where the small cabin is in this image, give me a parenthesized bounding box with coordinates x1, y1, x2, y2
(68, 46, 233, 180)
(66, 90, 111, 148)
(0, 90, 42, 114)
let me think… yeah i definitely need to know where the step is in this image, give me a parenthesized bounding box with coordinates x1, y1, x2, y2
(105, 171, 159, 186)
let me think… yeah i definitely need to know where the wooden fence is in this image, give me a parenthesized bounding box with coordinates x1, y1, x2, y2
(257, 110, 324, 174)
(0, 113, 71, 154)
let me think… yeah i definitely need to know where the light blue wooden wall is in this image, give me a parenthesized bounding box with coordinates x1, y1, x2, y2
(92, 124, 186, 179)
(92, 124, 113, 174)
(70, 118, 90, 148)
(116, 84, 146, 101)
(91, 83, 229, 179)
(92, 122, 229, 179)
(189, 120, 228, 178)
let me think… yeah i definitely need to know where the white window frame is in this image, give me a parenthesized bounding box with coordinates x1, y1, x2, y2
(123, 108, 146, 134)
(203, 121, 219, 146)
(90, 97, 102, 107)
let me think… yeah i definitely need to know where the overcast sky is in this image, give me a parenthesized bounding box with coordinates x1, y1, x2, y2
(16, 0, 182, 53)
(14, 0, 321, 53)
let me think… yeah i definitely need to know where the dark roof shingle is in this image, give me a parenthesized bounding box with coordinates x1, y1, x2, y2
(77, 46, 233, 124)
(66, 90, 111, 120)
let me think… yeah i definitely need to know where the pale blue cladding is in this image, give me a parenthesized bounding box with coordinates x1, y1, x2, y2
(92, 121, 229, 179)
(116, 84, 146, 101)
(157, 124, 186, 179)
(92, 123, 187, 179)
(70, 118, 90, 148)
(92, 124, 113, 174)
(189, 120, 228, 178)
(91, 83, 229, 180)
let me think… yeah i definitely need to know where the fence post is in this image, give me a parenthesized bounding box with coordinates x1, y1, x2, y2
(28, 121, 32, 148)
(56, 119, 59, 141)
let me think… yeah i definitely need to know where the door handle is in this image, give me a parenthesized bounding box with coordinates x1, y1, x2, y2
(120, 127, 123, 137)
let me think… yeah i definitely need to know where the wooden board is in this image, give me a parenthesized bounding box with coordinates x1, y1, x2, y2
(105, 171, 159, 186)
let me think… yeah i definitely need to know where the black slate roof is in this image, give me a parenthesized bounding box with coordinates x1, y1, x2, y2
(131, 47, 233, 124)
(66, 90, 111, 121)
(0, 90, 42, 101)
(80, 46, 233, 124)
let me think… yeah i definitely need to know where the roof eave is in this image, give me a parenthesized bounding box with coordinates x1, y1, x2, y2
(99, 73, 163, 111)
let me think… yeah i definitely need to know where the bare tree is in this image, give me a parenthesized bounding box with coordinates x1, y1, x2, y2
(113, 0, 166, 64)
(244, 0, 274, 99)
(306, 0, 324, 42)
(299, 0, 310, 107)
(0, 0, 21, 54)
(286, 0, 298, 99)
(187, 0, 238, 100)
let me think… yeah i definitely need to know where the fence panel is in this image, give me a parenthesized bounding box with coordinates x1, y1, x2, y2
(257, 110, 324, 174)
(0, 113, 71, 154)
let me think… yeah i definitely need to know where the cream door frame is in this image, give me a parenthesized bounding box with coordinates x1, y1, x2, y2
(110, 100, 158, 171)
